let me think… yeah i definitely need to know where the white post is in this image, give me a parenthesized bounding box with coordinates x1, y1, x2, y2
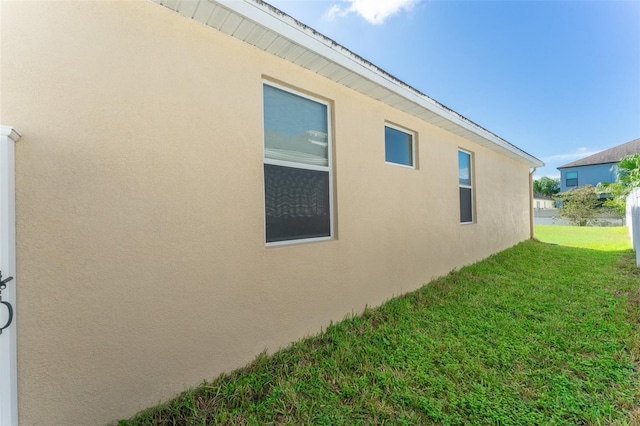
(627, 189, 634, 243)
(0, 125, 20, 426)
(626, 188, 640, 266)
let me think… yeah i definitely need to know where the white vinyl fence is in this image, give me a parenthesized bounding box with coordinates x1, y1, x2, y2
(533, 208, 625, 227)
(626, 188, 640, 266)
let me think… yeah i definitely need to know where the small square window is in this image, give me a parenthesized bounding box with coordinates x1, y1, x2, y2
(566, 171, 578, 187)
(385, 125, 414, 167)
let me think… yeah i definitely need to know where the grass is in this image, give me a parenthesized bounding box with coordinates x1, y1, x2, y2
(118, 227, 640, 425)
(535, 225, 632, 251)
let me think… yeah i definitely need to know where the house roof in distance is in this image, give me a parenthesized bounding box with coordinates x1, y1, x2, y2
(558, 138, 640, 169)
(150, 0, 544, 168)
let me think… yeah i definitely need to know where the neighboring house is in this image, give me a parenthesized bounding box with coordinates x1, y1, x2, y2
(0, 1, 543, 424)
(534, 193, 555, 209)
(558, 138, 640, 193)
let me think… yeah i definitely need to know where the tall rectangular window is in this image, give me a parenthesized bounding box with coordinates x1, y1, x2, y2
(385, 125, 414, 167)
(458, 150, 473, 223)
(565, 171, 578, 187)
(263, 84, 332, 244)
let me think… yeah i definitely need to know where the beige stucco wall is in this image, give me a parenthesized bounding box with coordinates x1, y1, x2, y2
(1, 1, 532, 424)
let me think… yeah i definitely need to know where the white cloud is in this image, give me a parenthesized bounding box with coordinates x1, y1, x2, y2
(534, 170, 560, 179)
(542, 147, 600, 164)
(326, 0, 419, 25)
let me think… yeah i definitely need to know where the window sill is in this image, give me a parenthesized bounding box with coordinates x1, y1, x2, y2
(385, 161, 415, 169)
(266, 236, 334, 248)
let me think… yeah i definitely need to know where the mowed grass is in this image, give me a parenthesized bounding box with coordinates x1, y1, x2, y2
(119, 228, 640, 425)
(535, 225, 632, 251)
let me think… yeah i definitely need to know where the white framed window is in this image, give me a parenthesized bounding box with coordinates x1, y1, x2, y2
(263, 83, 333, 245)
(458, 149, 474, 224)
(384, 124, 415, 168)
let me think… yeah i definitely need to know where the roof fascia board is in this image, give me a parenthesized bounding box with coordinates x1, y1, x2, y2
(557, 161, 618, 170)
(216, 0, 542, 167)
(155, 0, 544, 167)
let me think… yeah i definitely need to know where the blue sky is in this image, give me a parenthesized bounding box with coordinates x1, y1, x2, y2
(267, 0, 640, 178)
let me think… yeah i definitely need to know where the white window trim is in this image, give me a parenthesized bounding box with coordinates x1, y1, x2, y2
(262, 82, 334, 247)
(265, 158, 328, 173)
(459, 149, 474, 225)
(384, 122, 416, 169)
(0, 125, 20, 426)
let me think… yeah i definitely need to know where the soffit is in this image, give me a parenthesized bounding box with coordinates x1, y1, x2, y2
(151, 0, 544, 168)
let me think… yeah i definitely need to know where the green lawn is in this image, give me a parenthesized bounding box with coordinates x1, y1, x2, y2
(118, 227, 640, 425)
(535, 225, 632, 251)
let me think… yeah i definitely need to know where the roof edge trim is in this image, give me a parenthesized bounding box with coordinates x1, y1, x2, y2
(153, 0, 544, 167)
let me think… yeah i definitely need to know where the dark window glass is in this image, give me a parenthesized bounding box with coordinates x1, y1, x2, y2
(460, 187, 473, 223)
(385, 126, 413, 166)
(566, 171, 578, 187)
(264, 164, 330, 243)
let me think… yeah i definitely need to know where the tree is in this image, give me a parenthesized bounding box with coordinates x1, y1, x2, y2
(596, 153, 640, 214)
(533, 176, 560, 197)
(554, 185, 598, 226)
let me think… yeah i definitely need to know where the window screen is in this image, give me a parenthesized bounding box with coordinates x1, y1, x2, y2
(263, 84, 332, 244)
(264, 165, 330, 242)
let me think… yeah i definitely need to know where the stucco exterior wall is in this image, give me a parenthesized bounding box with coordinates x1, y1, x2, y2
(2, 1, 532, 424)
